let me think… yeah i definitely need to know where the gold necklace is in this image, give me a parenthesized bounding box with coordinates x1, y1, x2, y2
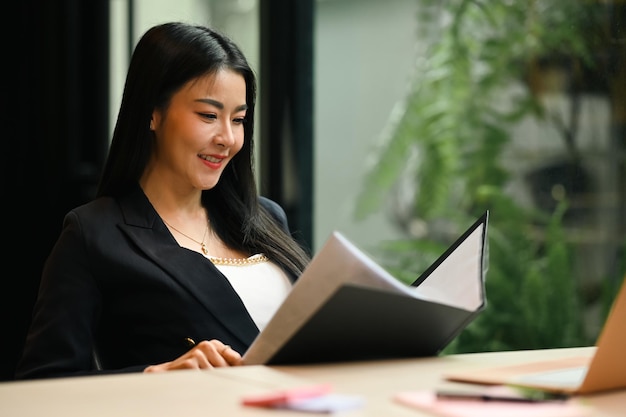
(163, 218, 209, 255)
(208, 254, 269, 266)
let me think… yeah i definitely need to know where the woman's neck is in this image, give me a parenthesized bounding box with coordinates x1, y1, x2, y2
(140, 172, 204, 219)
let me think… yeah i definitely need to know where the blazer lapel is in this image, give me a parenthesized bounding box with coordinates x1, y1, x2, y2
(116, 186, 259, 347)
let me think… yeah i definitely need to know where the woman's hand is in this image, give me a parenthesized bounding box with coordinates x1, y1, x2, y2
(143, 339, 242, 373)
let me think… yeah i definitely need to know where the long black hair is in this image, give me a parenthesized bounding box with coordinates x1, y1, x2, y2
(97, 22, 310, 277)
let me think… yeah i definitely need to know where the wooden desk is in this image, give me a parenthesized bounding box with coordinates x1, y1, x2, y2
(1, 346, 624, 416)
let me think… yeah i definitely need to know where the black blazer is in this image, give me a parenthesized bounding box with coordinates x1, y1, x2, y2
(15, 185, 294, 379)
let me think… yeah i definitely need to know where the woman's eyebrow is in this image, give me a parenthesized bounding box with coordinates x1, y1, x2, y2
(195, 98, 248, 112)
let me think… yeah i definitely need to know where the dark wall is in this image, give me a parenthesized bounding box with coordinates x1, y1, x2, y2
(259, 0, 314, 253)
(1, 0, 110, 380)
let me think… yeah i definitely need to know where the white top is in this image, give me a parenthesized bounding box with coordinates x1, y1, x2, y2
(210, 255, 292, 331)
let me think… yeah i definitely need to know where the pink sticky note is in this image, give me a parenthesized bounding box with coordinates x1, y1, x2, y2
(242, 384, 333, 407)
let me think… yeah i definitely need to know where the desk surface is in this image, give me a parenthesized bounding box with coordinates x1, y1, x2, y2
(1, 346, 624, 416)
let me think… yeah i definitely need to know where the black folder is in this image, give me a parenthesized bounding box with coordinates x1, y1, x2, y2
(242, 211, 489, 365)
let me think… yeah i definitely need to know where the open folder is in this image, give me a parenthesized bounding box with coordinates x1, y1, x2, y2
(444, 274, 626, 395)
(242, 211, 489, 365)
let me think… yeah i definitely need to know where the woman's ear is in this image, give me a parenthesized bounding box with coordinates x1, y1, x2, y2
(150, 109, 161, 131)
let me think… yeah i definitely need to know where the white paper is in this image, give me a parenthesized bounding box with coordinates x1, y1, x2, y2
(242, 220, 486, 365)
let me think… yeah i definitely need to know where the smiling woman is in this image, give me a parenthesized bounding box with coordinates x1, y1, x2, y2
(15, 22, 311, 380)
(145, 70, 248, 216)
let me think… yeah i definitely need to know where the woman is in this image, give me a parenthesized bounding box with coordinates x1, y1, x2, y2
(16, 22, 310, 379)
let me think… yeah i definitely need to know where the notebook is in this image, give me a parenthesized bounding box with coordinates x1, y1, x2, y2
(242, 212, 489, 365)
(444, 275, 626, 395)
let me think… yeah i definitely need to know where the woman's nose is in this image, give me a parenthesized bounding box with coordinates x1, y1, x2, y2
(214, 122, 235, 147)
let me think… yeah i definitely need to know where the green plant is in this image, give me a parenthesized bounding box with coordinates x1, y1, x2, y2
(355, 0, 620, 353)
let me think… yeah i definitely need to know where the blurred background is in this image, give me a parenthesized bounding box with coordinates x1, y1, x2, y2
(2, 0, 625, 380)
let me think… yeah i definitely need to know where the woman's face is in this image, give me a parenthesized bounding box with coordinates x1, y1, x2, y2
(148, 69, 247, 192)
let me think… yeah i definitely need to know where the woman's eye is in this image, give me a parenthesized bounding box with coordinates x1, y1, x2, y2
(199, 113, 217, 120)
(233, 117, 246, 124)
